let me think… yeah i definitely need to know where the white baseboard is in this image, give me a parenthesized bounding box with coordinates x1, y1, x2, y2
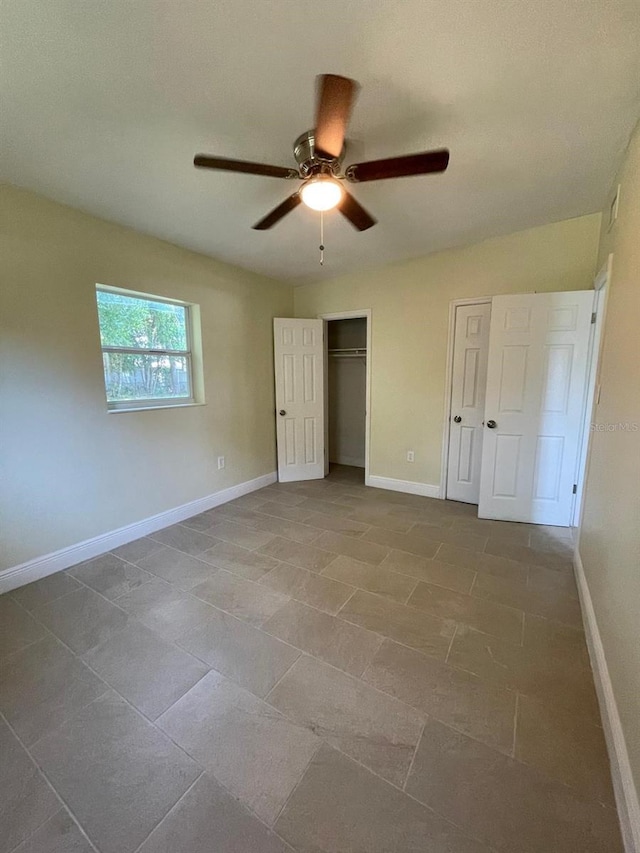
(366, 474, 440, 499)
(0, 471, 277, 595)
(573, 548, 640, 852)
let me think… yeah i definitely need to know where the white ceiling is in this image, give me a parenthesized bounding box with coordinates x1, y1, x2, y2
(2, 1, 640, 284)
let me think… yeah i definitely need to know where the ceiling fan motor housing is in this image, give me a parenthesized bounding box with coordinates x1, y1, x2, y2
(294, 130, 344, 177)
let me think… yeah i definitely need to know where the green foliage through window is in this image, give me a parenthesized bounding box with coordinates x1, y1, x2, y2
(96, 288, 193, 405)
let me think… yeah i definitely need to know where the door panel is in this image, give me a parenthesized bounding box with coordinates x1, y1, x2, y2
(274, 319, 324, 482)
(446, 303, 491, 503)
(478, 291, 592, 525)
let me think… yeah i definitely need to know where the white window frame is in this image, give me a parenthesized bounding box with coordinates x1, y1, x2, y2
(96, 285, 197, 412)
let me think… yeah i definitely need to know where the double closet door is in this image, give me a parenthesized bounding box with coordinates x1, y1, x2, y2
(447, 291, 594, 526)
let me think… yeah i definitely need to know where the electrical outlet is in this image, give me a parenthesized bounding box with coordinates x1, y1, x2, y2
(217, 456, 225, 470)
(406, 450, 415, 463)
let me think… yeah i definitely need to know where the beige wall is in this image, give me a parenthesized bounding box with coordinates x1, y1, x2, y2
(0, 185, 293, 570)
(295, 214, 601, 488)
(579, 121, 640, 798)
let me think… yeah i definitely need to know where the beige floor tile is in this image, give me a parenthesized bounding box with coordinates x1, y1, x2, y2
(473, 570, 583, 628)
(256, 501, 315, 523)
(473, 550, 530, 582)
(528, 562, 579, 599)
(529, 528, 575, 553)
(267, 655, 424, 786)
(113, 579, 214, 640)
(297, 497, 355, 518)
(339, 589, 454, 659)
(387, 504, 455, 527)
(11, 572, 81, 612)
(408, 581, 523, 643)
(111, 536, 166, 563)
(448, 623, 602, 721)
(275, 743, 491, 853)
(259, 487, 307, 506)
(241, 511, 322, 544)
(138, 546, 219, 590)
(157, 672, 319, 825)
(362, 527, 439, 559)
(516, 694, 615, 804)
(0, 597, 47, 662)
(405, 717, 623, 853)
(83, 622, 208, 720)
(259, 562, 354, 614)
(257, 536, 336, 573)
(176, 608, 300, 697)
(36, 587, 129, 655)
(226, 492, 276, 510)
(68, 554, 154, 600)
(362, 638, 516, 754)
(11, 810, 94, 853)
(0, 469, 616, 853)
(191, 571, 288, 627)
(204, 518, 275, 550)
(138, 773, 288, 853)
(449, 515, 519, 539)
(411, 523, 488, 552)
(484, 537, 572, 571)
(322, 554, 417, 603)
(263, 600, 382, 677)
(179, 509, 220, 532)
(346, 507, 414, 532)
(213, 503, 268, 524)
(523, 613, 591, 669)
(453, 517, 533, 544)
(433, 542, 486, 571)
(0, 635, 106, 746)
(380, 551, 476, 593)
(0, 718, 60, 853)
(314, 531, 390, 565)
(200, 540, 280, 580)
(150, 523, 219, 556)
(302, 510, 370, 537)
(31, 692, 200, 853)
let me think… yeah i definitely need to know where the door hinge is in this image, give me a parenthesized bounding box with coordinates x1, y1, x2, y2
(572, 484, 577, 494)
(591, 312, 597, 324)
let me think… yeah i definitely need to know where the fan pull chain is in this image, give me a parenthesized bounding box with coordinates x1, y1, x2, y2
(319, 211, 325, 266)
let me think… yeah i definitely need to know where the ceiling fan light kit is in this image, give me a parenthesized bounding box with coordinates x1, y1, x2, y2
(300, 176, 343, 211)
(194, 73, 450, 235)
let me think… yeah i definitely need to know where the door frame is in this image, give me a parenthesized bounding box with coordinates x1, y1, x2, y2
(573, 254, 612, 529)
(318, 309, 372, 484)
(440, 296, 493, 499)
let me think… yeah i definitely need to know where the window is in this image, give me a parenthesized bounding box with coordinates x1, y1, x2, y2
(96, 286, 197, 411)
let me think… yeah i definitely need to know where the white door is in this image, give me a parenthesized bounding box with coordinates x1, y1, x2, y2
(273, 318, 325, 482)
(478, 291, 593, 525)
(446, 302, 491, 503)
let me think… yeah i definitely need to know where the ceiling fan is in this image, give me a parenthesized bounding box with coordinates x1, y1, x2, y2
(194, 74, 450, 232)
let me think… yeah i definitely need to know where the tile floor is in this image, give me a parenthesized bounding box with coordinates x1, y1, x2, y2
(0, 465, 622, 853)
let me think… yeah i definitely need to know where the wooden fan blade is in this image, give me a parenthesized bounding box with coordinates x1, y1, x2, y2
(194, 154, 299, 180)
(314, 74, 360, 160)
(252, 193, 301, 230)
(338, 190, 376, 231)
(345, 149, 449, 182)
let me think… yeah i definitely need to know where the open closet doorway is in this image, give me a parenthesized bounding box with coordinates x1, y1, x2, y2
(320, 310, 371, 486)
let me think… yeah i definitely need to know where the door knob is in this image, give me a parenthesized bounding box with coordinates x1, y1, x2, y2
(279, 410, 287, 416)
(486, 419, 497, 429)
(453, 415, 462, 423)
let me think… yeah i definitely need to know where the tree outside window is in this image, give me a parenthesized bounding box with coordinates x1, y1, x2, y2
(96, 288, 194, 409)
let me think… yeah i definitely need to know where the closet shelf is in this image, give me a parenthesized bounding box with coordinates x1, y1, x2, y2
(328, 347, 367, 359)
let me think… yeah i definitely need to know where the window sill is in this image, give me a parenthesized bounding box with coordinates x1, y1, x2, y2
(107, 402, 206, 414)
